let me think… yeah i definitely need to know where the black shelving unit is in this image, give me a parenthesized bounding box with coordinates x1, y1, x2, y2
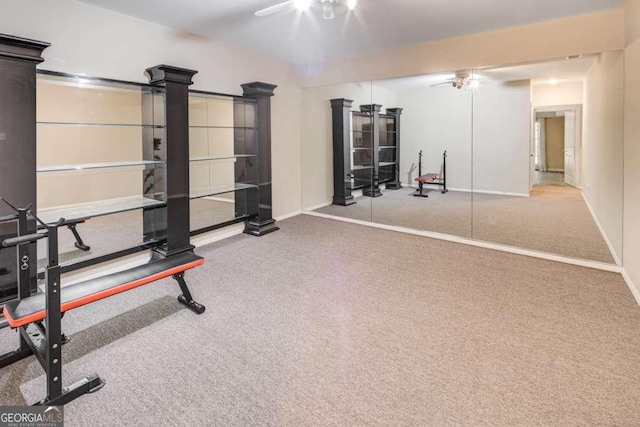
(331, 100, 403, 206)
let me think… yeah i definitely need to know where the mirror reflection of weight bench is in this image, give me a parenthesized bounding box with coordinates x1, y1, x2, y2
(414, 150, 448, 197)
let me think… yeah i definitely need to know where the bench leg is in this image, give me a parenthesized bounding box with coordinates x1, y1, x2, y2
(173, 273, 206, 315)
(67, 224, 90, 252)
(35, 374, 105, 406)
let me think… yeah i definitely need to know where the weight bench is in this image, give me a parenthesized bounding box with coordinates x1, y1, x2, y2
(0, 200, 206, 406)
(414, 150, 448, 197)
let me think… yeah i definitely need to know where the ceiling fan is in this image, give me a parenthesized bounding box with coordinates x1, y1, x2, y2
(255, 0, 357, 20)
(431, 71, 480, 90)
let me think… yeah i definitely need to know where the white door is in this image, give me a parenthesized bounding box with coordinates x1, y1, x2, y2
(564, 111, 576, 187)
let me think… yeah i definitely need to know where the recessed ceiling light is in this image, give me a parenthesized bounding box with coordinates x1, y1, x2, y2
(347, 0, 358, 10)
(294, 0, 312, 11)
(548, 78, 559, 85)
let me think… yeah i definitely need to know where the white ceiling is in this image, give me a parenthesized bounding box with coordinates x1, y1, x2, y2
(375, 55, 598, 91)
(80, 0, 622, 65)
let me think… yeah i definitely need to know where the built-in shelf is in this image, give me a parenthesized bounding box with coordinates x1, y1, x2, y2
(352, 165, 373, 171)
(37, 121, 165, 128)
(379, 146, 396, 150)
(37, 160, 165, 173)
(189, 125, 257, 130)
(379, 162, 397, 167)
(190, 183, 258, 200)
(38, 196, 166, 224)
(189, 154, 257, 162)
(351, 147, 371, 151)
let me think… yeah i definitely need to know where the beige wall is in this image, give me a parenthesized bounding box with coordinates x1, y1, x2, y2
(0, 0, 302, 219)
(301, 9, 624, 87)
(625, 0, 640, 292)
(532, 81, 584, 107)
(545, 117, 565, 171)
(583, 51, 624, 261)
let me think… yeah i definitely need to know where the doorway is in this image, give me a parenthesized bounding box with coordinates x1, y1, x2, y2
(531, 105, 582, 189)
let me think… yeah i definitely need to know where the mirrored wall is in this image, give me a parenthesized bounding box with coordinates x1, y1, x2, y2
(301, 51, 624, 266)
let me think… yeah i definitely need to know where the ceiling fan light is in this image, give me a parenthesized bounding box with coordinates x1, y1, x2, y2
(347, 0, 358, 10)
(322, 3, 335, 19)
(294, 0, 312, 11)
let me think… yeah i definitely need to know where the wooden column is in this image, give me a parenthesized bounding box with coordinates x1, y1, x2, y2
(330, 98, 356, 206)
(0, 34, 49, 304)
(146, 65, 198, 255)
(385, 108, 403, 190)
(241, 82, 279, 237)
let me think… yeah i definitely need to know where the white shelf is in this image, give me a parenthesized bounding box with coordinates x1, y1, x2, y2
(38, 196, 165, 224)
(37, 160, 165, 173)
(189, 155, 256, 162)
(380, 162, 397, 167)
(190, 183, 258, 200)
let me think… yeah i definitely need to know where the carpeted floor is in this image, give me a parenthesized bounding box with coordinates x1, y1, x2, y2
(316, 186, 615, 264)
(1, 215, 638, 425)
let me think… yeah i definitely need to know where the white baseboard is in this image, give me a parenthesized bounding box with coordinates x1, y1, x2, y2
(302, 211, 622, 273)
(581, 192, 622, 265)
(623, 269, 640, 307)
(304, 201, 333, 211)
(276, 210, 301, 221)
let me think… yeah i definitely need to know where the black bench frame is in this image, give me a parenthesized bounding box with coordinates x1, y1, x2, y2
(414, 150, 449, 197)
(0, 202, 205, 405)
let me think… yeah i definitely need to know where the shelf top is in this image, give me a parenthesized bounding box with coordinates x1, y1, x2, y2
(352, 165, 373, 171)
(190, 183, 258, 200)
(38, 196, 165, 224)
(380, 162, 397, 166)
(379, 146, 397, 149)
(37, 121, 165, 128)
(190, 154, 257, 162)
(37, 160, 165, 173)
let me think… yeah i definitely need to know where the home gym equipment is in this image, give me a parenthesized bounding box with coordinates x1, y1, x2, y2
(0, 198, 205, 405)
(414, 150, 448, 197)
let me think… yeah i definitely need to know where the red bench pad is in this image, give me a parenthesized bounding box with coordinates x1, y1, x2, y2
(415, 173, 439, 183)
(2, 251, 204, 328)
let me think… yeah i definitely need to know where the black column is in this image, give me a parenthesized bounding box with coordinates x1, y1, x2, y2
(385, 108, 403, 190)
(241, 82, 279, 237)
(0, 34, 50, 303)
(330, 98, 356, 206)
(146, 65, 198, 256)
(361, 104, 383, 198)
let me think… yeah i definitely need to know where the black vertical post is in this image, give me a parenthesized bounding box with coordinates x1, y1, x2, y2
(361, 104, 383, 198)
(146, 65, 198, 256)
(330, 99, 356, 206)
(241, 82, 279, 237)
(0, 34, 49, 304)
(385, 108, 403, 189)
(45, 225, 62, 400)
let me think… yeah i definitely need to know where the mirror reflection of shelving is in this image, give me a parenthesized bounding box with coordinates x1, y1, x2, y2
(379, 113, 398, 185)
(188, 92, 259, 232)
(350, 111, 374, 190)
(35, 71, 167, 268)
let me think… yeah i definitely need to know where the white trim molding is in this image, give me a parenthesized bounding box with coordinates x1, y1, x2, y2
(623, 269, 640, 307)
(581, 191, 622, 265)
(302, 210, 623, 273)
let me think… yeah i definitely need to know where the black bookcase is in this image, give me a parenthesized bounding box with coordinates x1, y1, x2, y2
(331, 100, 403, 206)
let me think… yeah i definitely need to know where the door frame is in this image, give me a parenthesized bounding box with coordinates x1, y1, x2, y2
(531, 104, 583, 189)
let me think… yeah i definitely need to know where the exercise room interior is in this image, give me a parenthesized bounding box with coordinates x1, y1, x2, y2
(0, 0, 639, 424)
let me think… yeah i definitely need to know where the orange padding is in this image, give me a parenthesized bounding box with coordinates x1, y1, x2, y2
(2, 258, 204, 328)
(415, 174, 439, 183)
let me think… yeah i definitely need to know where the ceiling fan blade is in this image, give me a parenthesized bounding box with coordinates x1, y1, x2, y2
(255, 0, 294, 17)
(430, 81, 454, 88)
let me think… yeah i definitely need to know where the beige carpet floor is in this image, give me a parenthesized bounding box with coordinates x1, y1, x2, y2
(316, 186, 616, 264)
(0, 215, 638, 425)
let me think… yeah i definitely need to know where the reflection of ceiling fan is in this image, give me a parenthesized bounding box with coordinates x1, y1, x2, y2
(431, 71, 480, 90)
(255, 0, 357, 19)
